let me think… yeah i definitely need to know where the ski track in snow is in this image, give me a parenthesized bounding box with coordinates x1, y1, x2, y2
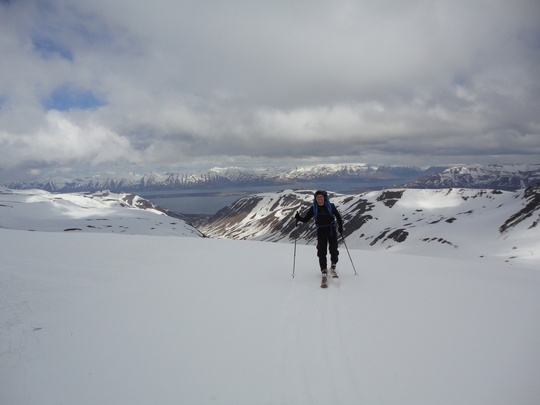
(273, 268, 364, 405)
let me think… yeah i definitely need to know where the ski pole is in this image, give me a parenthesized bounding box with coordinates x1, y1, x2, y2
(292, 220, 298, 278)
(341, 234, 358, 276)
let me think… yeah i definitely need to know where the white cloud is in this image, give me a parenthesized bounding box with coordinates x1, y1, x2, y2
(0, 0, 539, 181)
(0, 110, 140, 168)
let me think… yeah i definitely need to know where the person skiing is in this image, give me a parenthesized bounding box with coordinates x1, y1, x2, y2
(295, 190, 344, 277)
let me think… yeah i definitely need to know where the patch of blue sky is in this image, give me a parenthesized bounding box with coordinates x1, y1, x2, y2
(43, 84, 106, 111)
(32, 36, 73, 61)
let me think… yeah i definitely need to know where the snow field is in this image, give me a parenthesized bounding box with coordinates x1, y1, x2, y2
(2, 229, 540, 404)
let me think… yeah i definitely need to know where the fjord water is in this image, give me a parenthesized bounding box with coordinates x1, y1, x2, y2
(138, 179, 409, 215)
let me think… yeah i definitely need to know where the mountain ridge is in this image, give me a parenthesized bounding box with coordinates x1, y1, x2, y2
(2, 163, 443, 192)
(198, 184, 540, 267)
(4, 163, 539, 193)
(405, 164, 540, 190)
(0, 187, 202, 237)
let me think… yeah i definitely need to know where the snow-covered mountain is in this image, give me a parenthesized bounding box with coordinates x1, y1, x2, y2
(0, 187, 202, 237)
(2, 164, 439, 192)
(5, 163, 539, 193)
(406, 164, 540, 190)
(199, 185, 540, 266)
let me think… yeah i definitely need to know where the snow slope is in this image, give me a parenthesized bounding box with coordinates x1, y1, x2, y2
(2, 192, 540, 404)
(200, 187, 540, 269)
(0, 187, 201, 237)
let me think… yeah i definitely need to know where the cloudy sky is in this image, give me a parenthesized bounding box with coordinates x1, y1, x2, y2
(1, 0, 539, 181)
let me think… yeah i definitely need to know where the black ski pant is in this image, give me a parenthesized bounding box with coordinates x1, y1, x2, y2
(316, 226, 339, 271)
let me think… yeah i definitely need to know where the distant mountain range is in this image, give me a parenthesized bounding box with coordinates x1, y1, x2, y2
(2, 164, 441, 192)
(3, 163, 539, 193)
(405, 164, 540, 190)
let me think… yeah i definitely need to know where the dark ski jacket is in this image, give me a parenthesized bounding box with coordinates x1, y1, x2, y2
(297, 203, 343, 232)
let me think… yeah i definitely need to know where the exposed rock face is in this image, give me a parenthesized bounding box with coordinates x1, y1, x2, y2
(499, 184, 540, 233)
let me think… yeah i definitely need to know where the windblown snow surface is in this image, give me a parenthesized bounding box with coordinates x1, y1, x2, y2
(1, 189, 540, 404)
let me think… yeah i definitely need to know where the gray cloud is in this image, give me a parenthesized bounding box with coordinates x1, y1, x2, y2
(1, 0, 539, 181)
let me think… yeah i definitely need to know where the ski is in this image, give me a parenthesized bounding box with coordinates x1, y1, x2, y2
(321, 273, 328, 288)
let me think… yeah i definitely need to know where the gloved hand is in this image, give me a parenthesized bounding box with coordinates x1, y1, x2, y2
(338, 225, 343, 235)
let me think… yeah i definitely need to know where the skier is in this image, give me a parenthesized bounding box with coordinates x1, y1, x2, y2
(294, 190, 344, 278)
